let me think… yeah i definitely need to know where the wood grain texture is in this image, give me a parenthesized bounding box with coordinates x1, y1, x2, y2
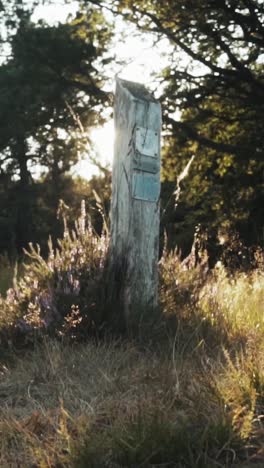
(110, 78, 161, 322)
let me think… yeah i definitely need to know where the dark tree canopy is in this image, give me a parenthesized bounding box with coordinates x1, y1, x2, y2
(0, 1, 113, 254)
(92, 0, 264, 248)
(0, 9, 112, 178)
(0, 0, 263, 258)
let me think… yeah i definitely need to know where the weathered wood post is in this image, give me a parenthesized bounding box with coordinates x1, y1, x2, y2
(110, 78, 161, 323)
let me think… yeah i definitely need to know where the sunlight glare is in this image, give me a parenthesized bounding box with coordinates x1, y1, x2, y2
(32, 2, 79, 24)
(73, 120, 114, 179)
(31, 2, 170, 180)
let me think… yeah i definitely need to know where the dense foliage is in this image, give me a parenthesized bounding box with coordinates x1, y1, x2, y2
(89, 0, 264, 252)
(0, 0, 112, 254)
(0, 0, 263, 259)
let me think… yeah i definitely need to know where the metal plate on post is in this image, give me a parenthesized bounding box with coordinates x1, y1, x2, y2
(133, 154, 159, 174)
(135, 127, 159, 158)
(132, 172, 160, 202)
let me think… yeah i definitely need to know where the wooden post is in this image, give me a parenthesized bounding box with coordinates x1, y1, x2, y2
(110, 78, 161, 323)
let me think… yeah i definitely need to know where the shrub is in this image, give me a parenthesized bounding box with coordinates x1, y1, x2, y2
(0, 201, 108, 345)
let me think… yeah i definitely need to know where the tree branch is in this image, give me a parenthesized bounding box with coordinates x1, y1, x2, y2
(164, 115, 255, 158)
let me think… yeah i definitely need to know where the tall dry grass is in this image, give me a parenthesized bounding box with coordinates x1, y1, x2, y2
(0, 212, 264, 466)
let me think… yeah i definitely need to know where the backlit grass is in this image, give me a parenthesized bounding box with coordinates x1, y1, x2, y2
(0, 219, 264, 466)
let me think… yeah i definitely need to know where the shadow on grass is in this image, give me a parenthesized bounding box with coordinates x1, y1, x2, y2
(0, 299, 261, 468)
(73, 402, 243, 468)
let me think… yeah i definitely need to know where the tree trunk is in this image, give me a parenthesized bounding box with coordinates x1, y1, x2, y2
(14, 136, 34, 251)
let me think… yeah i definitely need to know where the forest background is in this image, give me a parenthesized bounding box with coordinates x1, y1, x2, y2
(0, 0, 263, 265)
